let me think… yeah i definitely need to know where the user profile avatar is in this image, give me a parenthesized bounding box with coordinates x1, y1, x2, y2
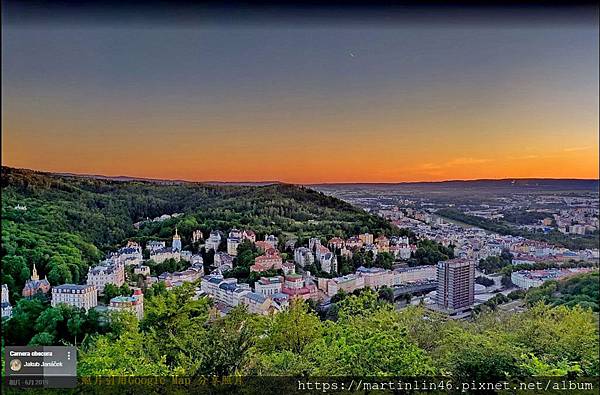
(10, 358, 22, 372)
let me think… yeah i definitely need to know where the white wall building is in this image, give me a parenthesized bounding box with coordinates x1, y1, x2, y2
(393, 265, 436, 285)
(87, 260, 125, 293)
(254, 276, 284, 296)
(205, 231, 222, 251)
(322, 274, 365, 297)
(294, 247, 314, 267)
(1, 284, 12, 319)
(52, 284, 98, 311)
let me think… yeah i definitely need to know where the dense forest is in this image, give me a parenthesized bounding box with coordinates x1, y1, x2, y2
(525, 271, 599, 312)
(1, 166, 406, 300)
(73, 285, 597, 379)
(436, 208, 599, 250)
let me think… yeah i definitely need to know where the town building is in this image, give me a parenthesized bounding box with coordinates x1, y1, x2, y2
(242, 230, 256, 243)
(309, 237, 322, 250)
(510, 267, 594, 289)
(264, 235, 279, 249)
(239, 292, 272, 314)
(281, 261, 296, 275)
(255, 276, 284, 296)
(281, 273, 318, 300)
(271, 293, 290, 310)
(359, 233, 374, 245)
(190, 254, 204, 265)
(255, 240, 272, 253)
(87, 260, 125, 293)
(393, 265, 437, 285)
(364, 243, 379, 257)
(356, 266, 394, 288)
(157, 265, 204, 288)
(227, 229, 242, 255)
(172, 228, 182, 251)
(200, 275, 251, 307)
(436, 259, 475, 313)
(22, 264, 51, 298)
(374, 235, 390, 252)
(113, 241, 144, 266)
(339, 246, 353, 259)
(192, 229, 204, 243)
(328, 237, 345, 250)
(251, 249, 283, 272)
(214, 252, 234, 271)
(345, 236, 363, 249)
(315, 244, 337, 274)
(150, 248, 181, 264)
(1, 284, 12, 319)
(294, 247, 314, 267)
(51, 284, 98, 311)
(180, 251, 193, 262)
(146, 240, 166, 252)
(205, 231, 222, 251)
(321, 274, 365, 297)
(134, 265, 151, 277)
(108, 289, 144, 320)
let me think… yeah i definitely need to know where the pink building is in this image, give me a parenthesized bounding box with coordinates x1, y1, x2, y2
(328, 237, 345, 250)
(345, 236, 363, 249)
(251, 250, 283, 272)
(242, 230, 256, 243)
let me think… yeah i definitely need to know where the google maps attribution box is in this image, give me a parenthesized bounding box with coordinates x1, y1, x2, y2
(4, 346, 77, 388)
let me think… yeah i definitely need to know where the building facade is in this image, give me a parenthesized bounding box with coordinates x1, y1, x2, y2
(393, 265, 436, 285)
(86, 260, 125, 293)
(1, 284, 12, 319)
(52, 284, 98, 311)
(250, 250, 283, 272)
(227, 229, 242, 255)
(322, 274, 365, 297)
(205, 231, 222, 251)
(356, 266, 394, 288)
(108, 289, 144, 320)
(172, 228, 182, 251)
(436, 259, 475, 312)
(294, 247, 314, 267)
(255, 276, 284, 296)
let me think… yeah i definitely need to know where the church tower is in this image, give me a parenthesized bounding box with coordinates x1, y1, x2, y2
(31, 264, 39, 281)
(172, 227, 182, 252)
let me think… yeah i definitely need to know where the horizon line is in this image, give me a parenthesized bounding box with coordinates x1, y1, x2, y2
(2, 165, 599, 185)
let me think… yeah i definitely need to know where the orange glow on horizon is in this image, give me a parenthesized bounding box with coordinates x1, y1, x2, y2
(3, 144, 598, 184)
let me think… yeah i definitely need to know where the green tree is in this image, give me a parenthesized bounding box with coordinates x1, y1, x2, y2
(378, 286, 395, 303)
(259, 300, 321, 354)
(375, 252, 394, 269)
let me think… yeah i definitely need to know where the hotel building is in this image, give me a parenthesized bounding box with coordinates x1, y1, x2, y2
(436, 259, 475, 312)
(52, 284, 98, 311)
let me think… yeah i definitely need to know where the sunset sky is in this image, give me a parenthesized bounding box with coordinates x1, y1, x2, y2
(2, 4, 599, 183)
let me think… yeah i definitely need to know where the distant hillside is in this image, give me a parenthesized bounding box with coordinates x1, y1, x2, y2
(1, 166, 403, 297)
(311, 178, 600, 191)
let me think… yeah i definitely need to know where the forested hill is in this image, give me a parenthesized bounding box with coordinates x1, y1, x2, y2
(1, 166, 401, 297)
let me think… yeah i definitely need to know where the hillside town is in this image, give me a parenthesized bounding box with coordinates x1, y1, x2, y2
(389, 210, 599, 264)
(2, 205, 598, 321)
